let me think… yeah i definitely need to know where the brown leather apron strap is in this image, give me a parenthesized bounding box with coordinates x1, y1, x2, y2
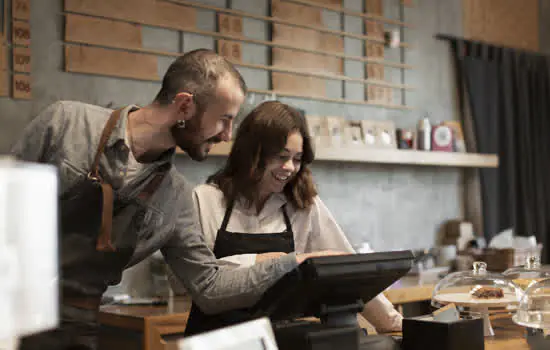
(96, 182, 115, 251)
(137, 170, 168, 201)
(90, 108, 124, 252)
(89, 109, 124, 180)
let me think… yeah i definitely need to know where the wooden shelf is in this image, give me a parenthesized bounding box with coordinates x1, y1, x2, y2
(177, 143, 499, 168)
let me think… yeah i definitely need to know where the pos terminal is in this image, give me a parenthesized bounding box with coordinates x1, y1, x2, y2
(248, 250, 414, 350)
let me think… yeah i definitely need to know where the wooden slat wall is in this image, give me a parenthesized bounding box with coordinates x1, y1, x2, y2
(65, 14, 143, 51)
(64, 0, 196, 32)
(12, 0, 30, 20)
(63, 0, 198, 82)
(217, 14, 243, 62)
(65, 45, 159, 81)
(12, 0, 31, 99)
(62, 0, 411, 109)
(271, 0, 343, 98)
(13, 46, 31, 73)
(0, 0, 8, 96)
(365, 0, 391, 104)
(463, 0, 539, 51)
(12, 73, 30, 99)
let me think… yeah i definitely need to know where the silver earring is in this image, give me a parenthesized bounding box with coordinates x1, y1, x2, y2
(175, 120, 186, 129)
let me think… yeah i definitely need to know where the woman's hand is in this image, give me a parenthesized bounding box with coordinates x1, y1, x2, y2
(295, 250, 350, 264)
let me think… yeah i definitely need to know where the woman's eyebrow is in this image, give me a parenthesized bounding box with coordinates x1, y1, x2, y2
(282, 148, 303, 156)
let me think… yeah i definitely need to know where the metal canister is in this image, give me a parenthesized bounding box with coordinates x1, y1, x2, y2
(417, 117, 432, 151)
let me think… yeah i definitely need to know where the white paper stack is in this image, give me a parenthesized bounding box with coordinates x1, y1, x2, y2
(0, 160, 59, 340)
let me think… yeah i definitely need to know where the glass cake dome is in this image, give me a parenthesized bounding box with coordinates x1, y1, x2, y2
(513, 278, 550, 330)
(432, 261, 523, 309)
(503, 256, 550, 291)
(513, 278, 550, 350)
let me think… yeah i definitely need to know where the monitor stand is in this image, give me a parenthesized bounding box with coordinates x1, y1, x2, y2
(320, 300, 364, 327)
(272, 300, 365, 350)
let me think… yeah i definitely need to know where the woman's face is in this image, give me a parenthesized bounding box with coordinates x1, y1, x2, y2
(258, 131, 303, 196)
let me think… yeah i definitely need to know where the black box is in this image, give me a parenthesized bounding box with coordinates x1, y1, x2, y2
(402, 315, 484, 350)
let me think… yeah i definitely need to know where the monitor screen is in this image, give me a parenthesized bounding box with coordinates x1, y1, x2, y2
(249, 251, 414, 321)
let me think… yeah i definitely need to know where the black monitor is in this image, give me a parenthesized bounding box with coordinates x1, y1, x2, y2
(249, 250, 414, 324)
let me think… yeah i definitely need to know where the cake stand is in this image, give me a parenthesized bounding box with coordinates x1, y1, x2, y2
(433, 292, 518, 336)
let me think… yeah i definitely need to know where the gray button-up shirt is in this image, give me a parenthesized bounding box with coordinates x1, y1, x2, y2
(11, 101, 298, 314)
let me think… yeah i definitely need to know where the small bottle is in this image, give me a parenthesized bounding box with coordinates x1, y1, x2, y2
(417, 117, 432, 151)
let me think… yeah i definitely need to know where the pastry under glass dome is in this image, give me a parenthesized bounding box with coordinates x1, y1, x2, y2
(431, 261, 523, 336)
(432, 261, 523, 308)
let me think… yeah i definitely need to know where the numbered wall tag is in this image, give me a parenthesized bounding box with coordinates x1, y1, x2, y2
(12, 21, 30, 47)
(13, 73, 31, 99)
(12, 0, 30, 20)
(13, 46, 30, 73)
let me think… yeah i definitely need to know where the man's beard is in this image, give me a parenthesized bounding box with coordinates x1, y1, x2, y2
(172, 116, 222, 162)
(184, 134, 223, 161)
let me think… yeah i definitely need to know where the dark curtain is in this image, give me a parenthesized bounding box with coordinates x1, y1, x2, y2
(448, 39, 550, 263)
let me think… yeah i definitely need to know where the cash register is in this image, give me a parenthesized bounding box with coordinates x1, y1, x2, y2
(247, 250, 414, 350)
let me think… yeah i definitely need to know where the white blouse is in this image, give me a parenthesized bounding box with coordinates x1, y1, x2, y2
(192, 184, 403, 332)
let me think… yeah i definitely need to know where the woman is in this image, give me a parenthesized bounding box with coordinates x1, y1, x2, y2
(180, 101, 403, 336)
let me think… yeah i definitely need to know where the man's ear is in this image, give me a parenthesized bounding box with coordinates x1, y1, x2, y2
(172, 92, 196, 121)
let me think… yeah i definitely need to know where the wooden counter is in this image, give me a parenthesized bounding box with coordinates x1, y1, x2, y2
(98, 297, 192, 350)
(485, 315, 528, 350)
(383, 274, 438, 305)
(99, 298, 529, 350)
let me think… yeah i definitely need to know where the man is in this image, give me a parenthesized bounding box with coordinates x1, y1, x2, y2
(11, 49, 336, 350)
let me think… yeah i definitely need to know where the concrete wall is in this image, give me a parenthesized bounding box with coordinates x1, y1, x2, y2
(0, 0, 465, 254)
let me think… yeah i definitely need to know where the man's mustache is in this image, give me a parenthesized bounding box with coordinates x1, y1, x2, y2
(206, 135, 223, 143)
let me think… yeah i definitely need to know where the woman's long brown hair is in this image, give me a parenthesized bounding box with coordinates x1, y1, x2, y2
(207, 101, 318, 209)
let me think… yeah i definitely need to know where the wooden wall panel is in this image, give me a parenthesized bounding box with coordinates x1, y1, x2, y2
(64, 0, 196, 32)
(271, 0, 322, 23)
(0, 0, 7, 97)
(13, 73, 31, 99)
(0, 68, 8, 97)
(271, 24, 319, 50)
(272, 73, 326, 98)
(365, 0, 383, 15)
(65, 14, 143, 51)
(310, 0, 342, 7)
(12, 0, 30, 20)
(13, 46, 30, 73)
(12, 20, 30, 47)
(0, 43, 6, 71)
(463, 0, 539, 51)
(217, 14, 242, 62)
(61, 0, 410, 109)
(217, 40, 242, 61)
(364, 0, 391, 104)
(65, 45, 159, 81)
(271, 0, 343, 97)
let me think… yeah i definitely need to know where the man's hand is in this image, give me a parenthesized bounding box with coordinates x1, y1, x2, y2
(295, 250, 350, 264)
(255, 252, 287, 263)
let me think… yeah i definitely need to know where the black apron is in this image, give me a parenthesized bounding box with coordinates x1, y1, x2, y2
(183, 199, 295, 336)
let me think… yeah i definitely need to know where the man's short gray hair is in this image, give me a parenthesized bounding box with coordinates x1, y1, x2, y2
(154, 49, 247, 110)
